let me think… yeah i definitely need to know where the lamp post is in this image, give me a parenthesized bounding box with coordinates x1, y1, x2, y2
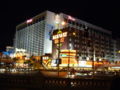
(55, 14, 66, 77)
(67, 49, 70, 78)
(57, 34, 60, 77)
(92, 33, 95, 78)
(92, 49, 95, 76)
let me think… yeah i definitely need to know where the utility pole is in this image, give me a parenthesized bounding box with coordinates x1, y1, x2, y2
(68, 49, 70, 78)
(92, 34, 95, 78)
(92, 49, 95, 76)
(55, 14, 66, 77)
(56, 23, 61, 77)
(57, 32, 61, 77)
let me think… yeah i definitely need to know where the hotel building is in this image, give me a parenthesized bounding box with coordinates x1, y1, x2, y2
(14, 11, 57, 56)
(52, 26, 114, 67)
(14, 10, 116, 61)
(52, 14, 114, 61)
(113, 38, 120, 61)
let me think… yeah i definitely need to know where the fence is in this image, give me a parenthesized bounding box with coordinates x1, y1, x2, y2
(0, 74, 119, 90)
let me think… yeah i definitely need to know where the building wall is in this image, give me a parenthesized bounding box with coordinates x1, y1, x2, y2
(52, 27, 114, 61)
(60, 14, 113, 61)
(14, 11, 56, 56)
(43, 11, 56, 54)
(15, 18, 45, 56)
(14, 10, 116, 60)
(52, 29, 68, 59)
(113, 38, 120, 61)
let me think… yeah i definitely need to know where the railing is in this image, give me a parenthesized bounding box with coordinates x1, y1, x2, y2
(0, 74, 117, 90)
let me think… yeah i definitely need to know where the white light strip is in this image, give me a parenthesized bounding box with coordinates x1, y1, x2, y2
(111, 67, 120, 69)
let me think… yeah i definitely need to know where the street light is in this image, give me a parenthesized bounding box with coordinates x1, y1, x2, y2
(61, 21, 66, 26)
(118, 50, 120, 53)
(92, 34, 96, 78)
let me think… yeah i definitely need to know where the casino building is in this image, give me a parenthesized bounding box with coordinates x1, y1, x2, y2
(14, 10, 116, 62)
(52, 26, 113, 66)
(14, 11, 57, 56)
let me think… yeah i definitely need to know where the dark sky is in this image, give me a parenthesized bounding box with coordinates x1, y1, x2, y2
(0, 0, 120, 51)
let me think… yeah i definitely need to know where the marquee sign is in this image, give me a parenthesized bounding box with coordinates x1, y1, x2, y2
(52, 32, 67, 40)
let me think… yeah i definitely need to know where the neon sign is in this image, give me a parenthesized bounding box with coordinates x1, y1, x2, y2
(53, 32, 67, 40)
(26, 19, 33, 23)
(68, 16, 76, 21)
(54, 38, 65, 44)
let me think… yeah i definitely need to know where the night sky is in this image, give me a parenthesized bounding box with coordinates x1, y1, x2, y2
(0, 0, 120, 51)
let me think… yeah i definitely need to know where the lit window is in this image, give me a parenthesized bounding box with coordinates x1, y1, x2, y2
(73, 32, 76, 36)
(60, 38, 64, 42)
(69, 43, 73, 49)
(54, 39, 59, 44)
(69, 43, 72, 47)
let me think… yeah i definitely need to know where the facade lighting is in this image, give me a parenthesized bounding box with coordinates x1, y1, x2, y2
(73, 32, 76, 36)
(52, 32, 67, 40)
(55, 14, 61, 24)
(61, 21, 66, 26)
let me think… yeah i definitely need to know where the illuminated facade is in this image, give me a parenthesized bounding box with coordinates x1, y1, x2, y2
(15, 10, 115, 60)
(14, 11, 57, 56)
(60, 13, 114, 61)
(113, 38, 120, 61)
(52, 27, 114, 63)
(52, 29, 68, 60)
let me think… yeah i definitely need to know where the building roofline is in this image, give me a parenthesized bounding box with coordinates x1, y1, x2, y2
(16, 10, 51, 30)
(61, 13, 112, 34)
(16, 10, 112, 35)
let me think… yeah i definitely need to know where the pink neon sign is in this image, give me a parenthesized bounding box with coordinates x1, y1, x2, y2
(68, 16, 76, 21)
(26, 19, 33, 23)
